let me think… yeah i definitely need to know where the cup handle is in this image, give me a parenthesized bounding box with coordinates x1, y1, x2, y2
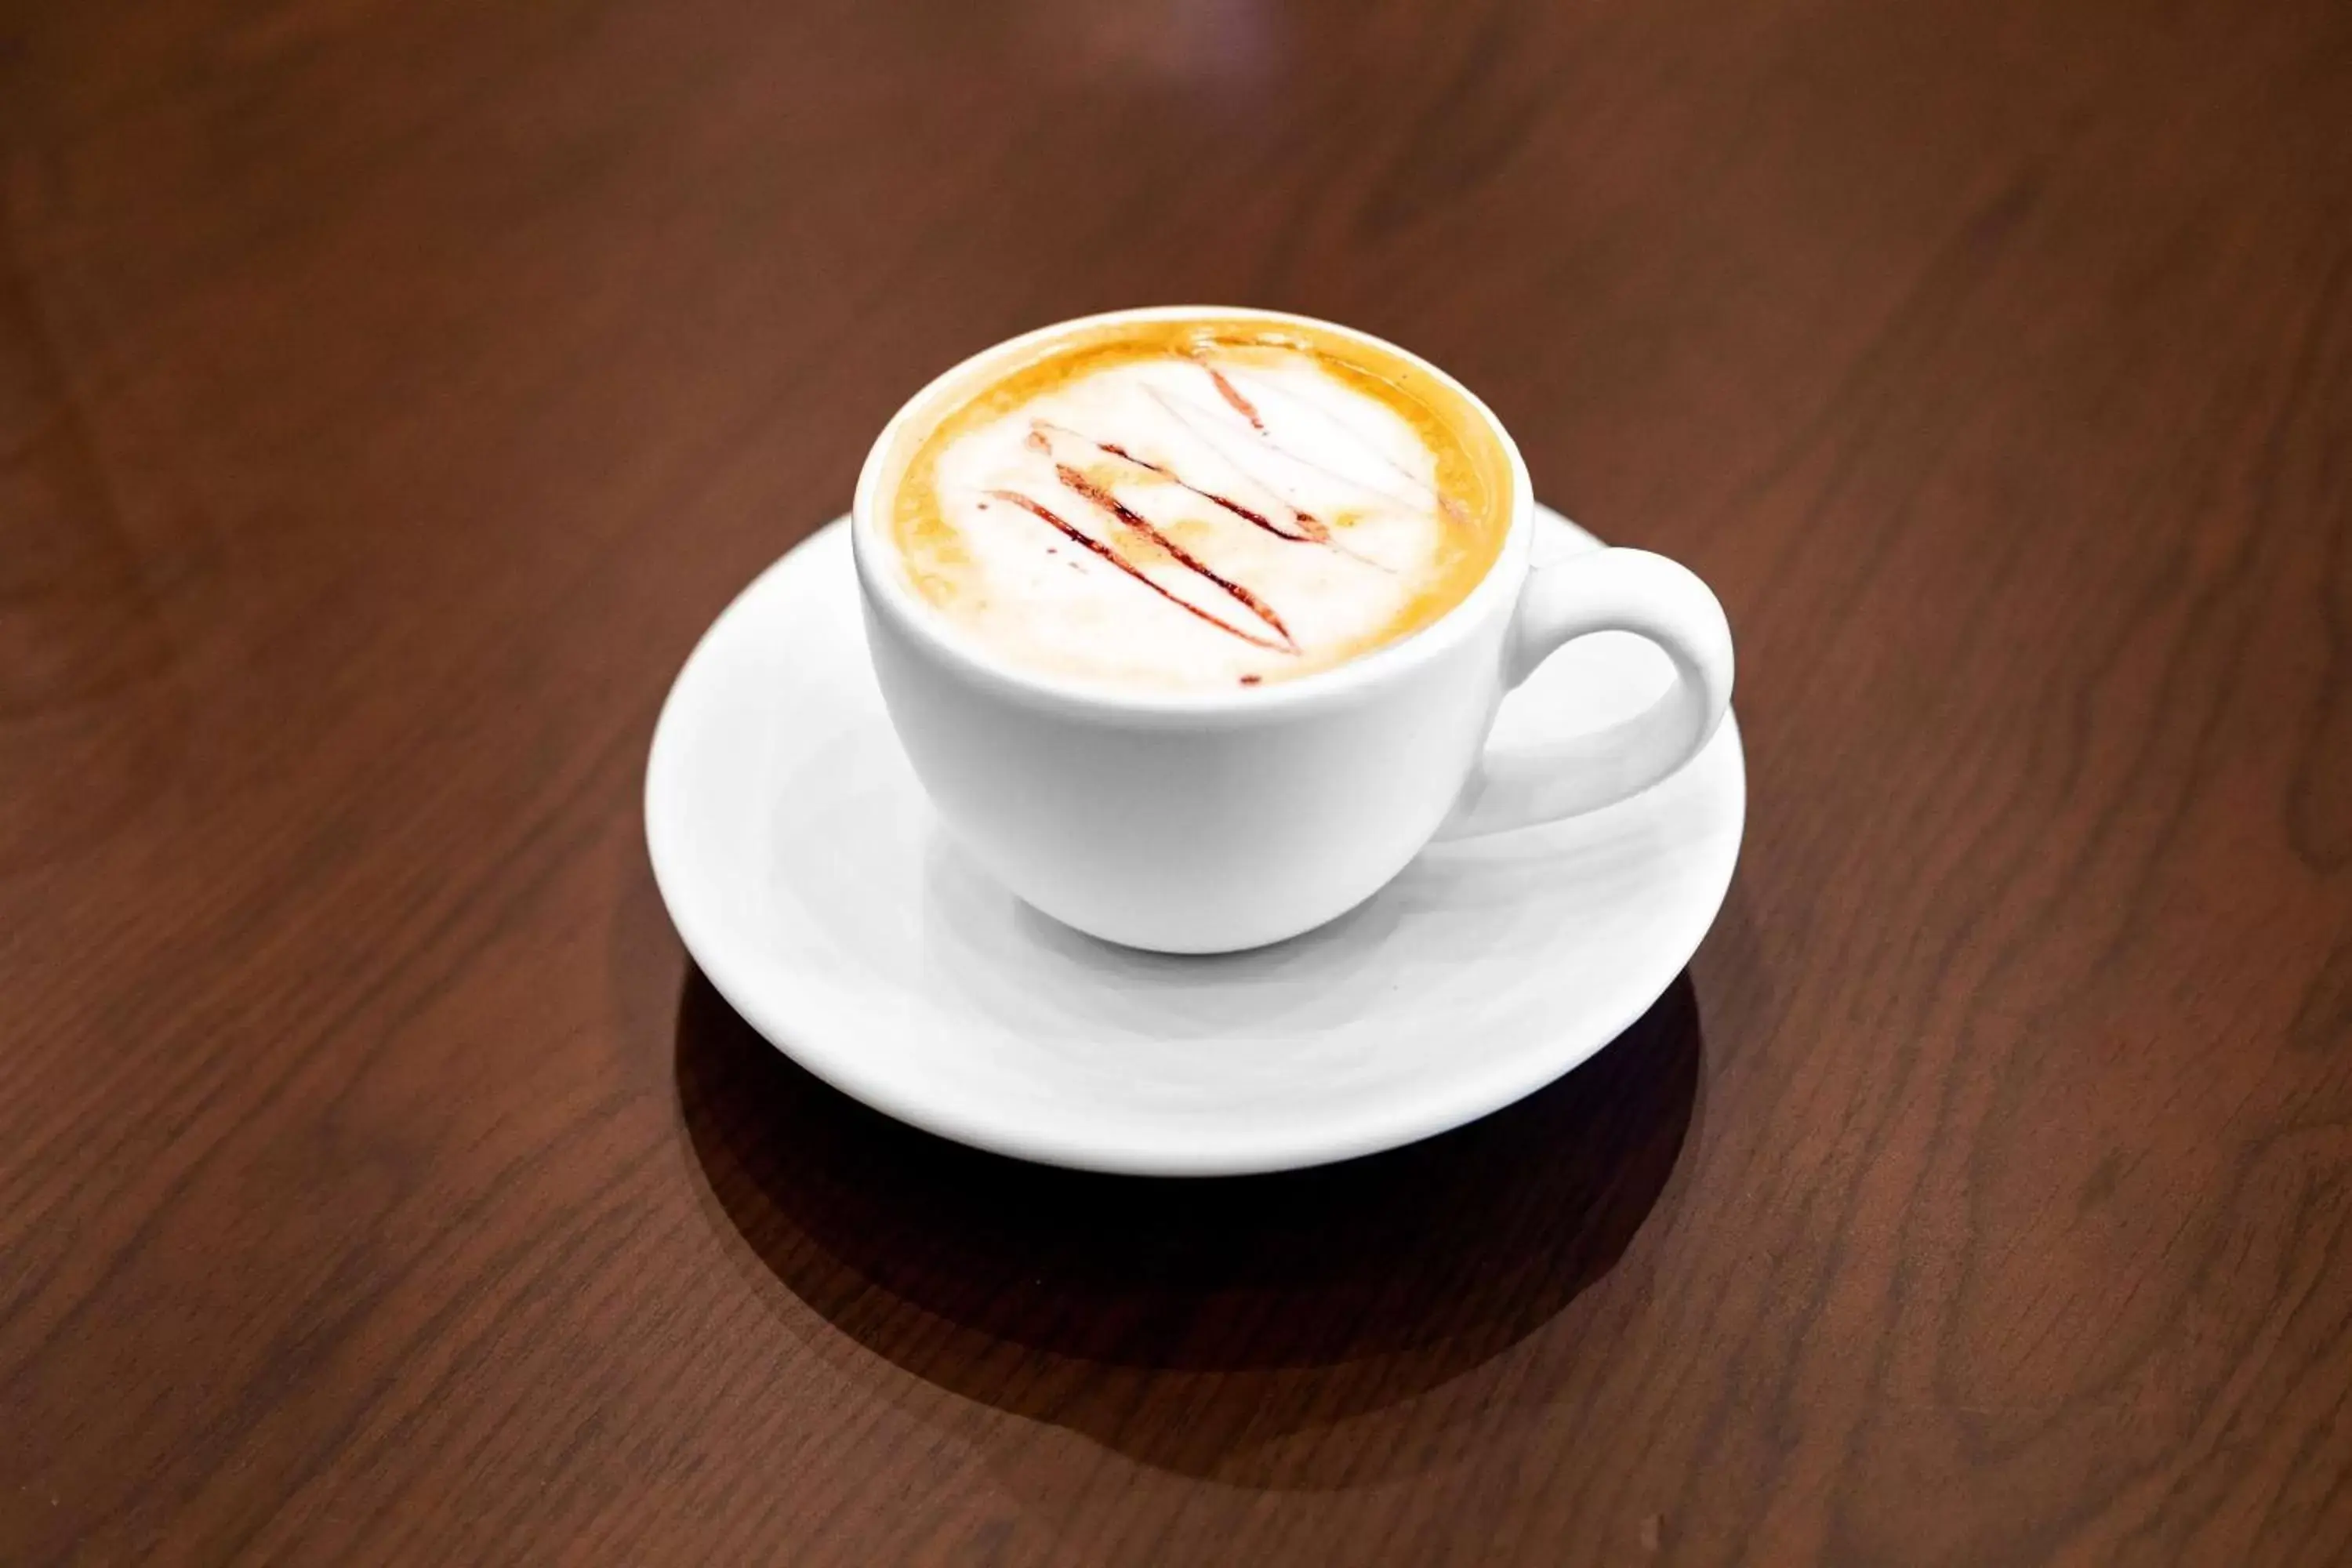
(1435, 547, 1735, 839)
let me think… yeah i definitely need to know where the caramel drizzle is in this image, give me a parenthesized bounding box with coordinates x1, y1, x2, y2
(978, 348, 1465, 656)
(984, 489, 1294, 652)
(1216, 356, 1446, 504)
(1052, 464, 1296, 649)
(1161, 365, 1441, 517)
(1203, 361, 1268, 433)
(1033, 419, 1329, 546)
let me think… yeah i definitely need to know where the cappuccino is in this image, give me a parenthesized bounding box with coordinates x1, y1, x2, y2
(881, 316, 1512, 691)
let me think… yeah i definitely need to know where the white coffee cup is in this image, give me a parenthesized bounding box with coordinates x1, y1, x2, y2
(851, 307, 1734, 954)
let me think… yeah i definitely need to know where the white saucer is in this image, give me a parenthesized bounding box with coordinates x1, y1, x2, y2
(645, 506, 1744, 1176)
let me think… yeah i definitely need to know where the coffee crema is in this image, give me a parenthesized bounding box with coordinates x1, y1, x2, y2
(883, 316, 1513, 691)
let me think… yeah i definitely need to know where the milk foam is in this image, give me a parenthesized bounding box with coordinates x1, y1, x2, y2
(891, 333, 1502, 691)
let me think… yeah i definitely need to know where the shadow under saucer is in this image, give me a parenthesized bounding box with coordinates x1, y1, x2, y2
(672, 961, 1703, 1486)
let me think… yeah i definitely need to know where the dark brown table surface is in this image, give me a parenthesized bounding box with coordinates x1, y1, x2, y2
(7, 0, 2351, 1562)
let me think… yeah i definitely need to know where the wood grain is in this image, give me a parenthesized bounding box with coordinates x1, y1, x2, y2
(4, 0, 2350, 1561)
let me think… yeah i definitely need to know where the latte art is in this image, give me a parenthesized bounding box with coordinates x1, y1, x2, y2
(884, 318, 1512, 690)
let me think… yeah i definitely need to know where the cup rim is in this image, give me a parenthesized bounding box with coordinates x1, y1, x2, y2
(849, 305, 1535, 722)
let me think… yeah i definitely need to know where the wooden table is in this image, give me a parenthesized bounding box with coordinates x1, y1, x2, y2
(6, 0, 2350, 1561)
